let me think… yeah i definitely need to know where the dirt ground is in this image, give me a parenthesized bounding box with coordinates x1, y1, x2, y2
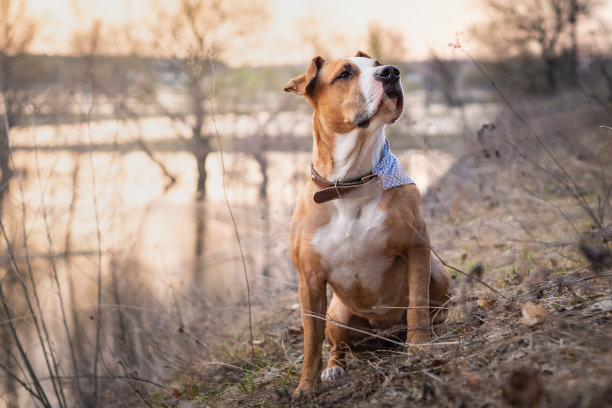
(161, 95, 612, 408)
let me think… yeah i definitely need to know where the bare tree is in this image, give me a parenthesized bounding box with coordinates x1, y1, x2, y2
(149, 0, 268, 200)
(474, 0, 598, 91)
(0, 0, 35, 203)
(366, 22, 407, 64)
(296, 16, 348, 58)
(567, 0, 595, 81)
(426, 48, 462, 107)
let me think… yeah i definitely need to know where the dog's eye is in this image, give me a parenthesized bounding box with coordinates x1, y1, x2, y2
(337, 71, 351, 80)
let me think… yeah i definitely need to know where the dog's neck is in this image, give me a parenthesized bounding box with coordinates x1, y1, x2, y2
(311, 115, 386, 182)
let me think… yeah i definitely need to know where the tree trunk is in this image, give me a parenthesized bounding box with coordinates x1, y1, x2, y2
(0, 127, 12, 205)
(544, 58, 557, 91)
(568, 0, 580, 83)
(195, 147, 209, 201)
(600, 62, 612, 105)
(569, 18, 578, 83)
(191, 74, 209, 201)
(193, 202, 206, 280)
(1, 301, 18, 407)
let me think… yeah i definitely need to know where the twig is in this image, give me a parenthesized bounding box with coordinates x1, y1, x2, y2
(280, 339, 296, 367)
(85, 92, 104, 408)
(0, 361, 46, 405)
(422, 369, 446, 384)
(30, 113, 82, 408)
(453, 39, 605, 234)
(205, 54, 255, 361)
(36, 374, 171, 394)
(303, 312, 461, 348)
(567, 272, 612, 285)
(0, 275, 50, 407)
(402, 203, 513, 302)
(430, 246, 512, 302)
(111, 98, 177, 187)
(3, 112, 68, 407)
(0, 218, 66, 407)
(599, 125, 612, 131)
(519, 183, 582, 238)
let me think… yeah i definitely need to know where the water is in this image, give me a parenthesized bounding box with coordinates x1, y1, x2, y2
(4, 137, 455, 300)
(0, 98, 494, 405)
(3, 100, 477, 300)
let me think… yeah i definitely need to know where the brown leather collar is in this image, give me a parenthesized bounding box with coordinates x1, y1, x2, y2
(310, 164, 380, 204)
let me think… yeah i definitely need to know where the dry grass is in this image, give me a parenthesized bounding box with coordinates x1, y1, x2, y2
(158, 92, 612, 408)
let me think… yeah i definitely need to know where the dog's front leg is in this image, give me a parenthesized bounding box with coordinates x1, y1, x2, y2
(294, 271, 327, 398)
(406, 243, 431, 347)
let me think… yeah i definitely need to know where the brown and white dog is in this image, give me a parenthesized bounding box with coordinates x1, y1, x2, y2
(284, 51, 453, 398)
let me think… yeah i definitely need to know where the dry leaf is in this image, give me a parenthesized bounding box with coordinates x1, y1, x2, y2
(287, 326, 303, 337)
(477, 298, 492, 308)
(521, 301, 547, 326)
(459, 370, 483, 387)
(475, 290, 495, 309)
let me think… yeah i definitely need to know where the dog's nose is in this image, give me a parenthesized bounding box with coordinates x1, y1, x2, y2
(374, 65, 400, 84)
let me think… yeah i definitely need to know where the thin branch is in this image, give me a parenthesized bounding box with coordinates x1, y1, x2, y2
(3, 111, 67, 407)
(303, 312, 461, 348)
(453, 40, 605, 234)
(84, 84, 104, 408)
(430, 246, 512, 302)
(0, 271, 50, 407)
(519, 183, 582, 237)
(206, 54, 256, 362)
(0, 361, 45, 405)
(30, 112, 82, 407)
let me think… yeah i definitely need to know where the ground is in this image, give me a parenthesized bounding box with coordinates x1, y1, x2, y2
(157, 95, 612, 408)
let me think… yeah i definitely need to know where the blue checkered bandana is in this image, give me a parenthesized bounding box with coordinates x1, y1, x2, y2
(372, 139, 415, 189)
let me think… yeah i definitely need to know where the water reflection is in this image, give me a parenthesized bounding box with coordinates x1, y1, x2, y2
(5, 142, 455, 304)
(0, 111, 462, 406)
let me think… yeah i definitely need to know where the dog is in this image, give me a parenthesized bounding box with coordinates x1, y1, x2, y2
(284, 51, 454, 398)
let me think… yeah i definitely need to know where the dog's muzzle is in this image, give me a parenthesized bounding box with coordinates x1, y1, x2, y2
(374, 65, 403, 108)
(374, 65, 400, 86)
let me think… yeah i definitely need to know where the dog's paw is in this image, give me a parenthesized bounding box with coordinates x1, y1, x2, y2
(321, 366, 345, 382)
(407, 331, 431, 353)
(407, 330, 430, 345)
(408, 343, 431, 354)
(292, 385, 314, 401)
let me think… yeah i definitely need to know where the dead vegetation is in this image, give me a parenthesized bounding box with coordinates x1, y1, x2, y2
(159, 90, 612, 408)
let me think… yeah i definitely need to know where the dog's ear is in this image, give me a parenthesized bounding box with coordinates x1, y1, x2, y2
(283, 56, 325, 96)
(354, 51, 372, 59)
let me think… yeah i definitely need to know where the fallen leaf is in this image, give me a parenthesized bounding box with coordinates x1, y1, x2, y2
(520, 301, 547, 327)
(477, 292, 496, 309)
(459, 370, 483, 387)
(287, 327, 303, 337)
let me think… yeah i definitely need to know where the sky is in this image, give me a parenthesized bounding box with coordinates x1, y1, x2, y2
(23, 0, 612, 66)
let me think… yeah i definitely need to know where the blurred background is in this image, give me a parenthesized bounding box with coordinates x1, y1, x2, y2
(1, 0, 611, 406)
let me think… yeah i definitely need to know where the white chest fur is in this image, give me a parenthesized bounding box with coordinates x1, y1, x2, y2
(312, 195, 391, 293)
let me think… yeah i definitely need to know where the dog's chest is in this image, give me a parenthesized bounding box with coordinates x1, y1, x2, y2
(312, 196, 392, 292)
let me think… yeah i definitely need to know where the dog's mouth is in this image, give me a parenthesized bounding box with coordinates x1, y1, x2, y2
(387, 92, 403, 110)
(380, 88, 404, 118)
(354, 86, 404, 128)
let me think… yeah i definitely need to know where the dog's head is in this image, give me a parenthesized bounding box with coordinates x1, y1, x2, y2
(284, 51, 404, 133)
